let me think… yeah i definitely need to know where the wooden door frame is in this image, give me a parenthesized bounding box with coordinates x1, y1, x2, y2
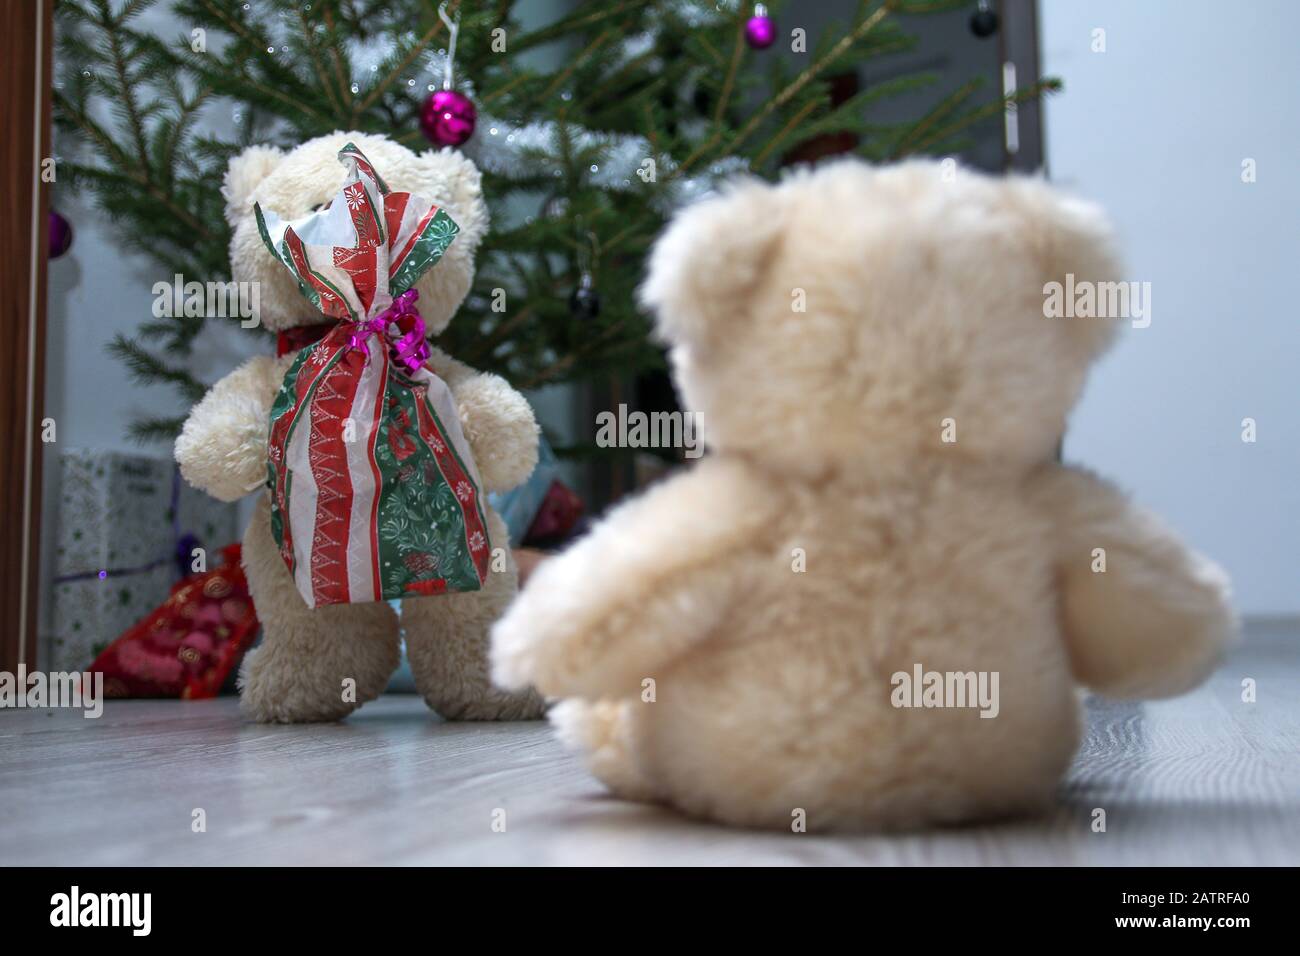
(1, 0, 53, 672)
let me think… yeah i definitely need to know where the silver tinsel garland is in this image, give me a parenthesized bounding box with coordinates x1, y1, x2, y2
(243, 6, 748, 214)
(465, 114, 751, 215)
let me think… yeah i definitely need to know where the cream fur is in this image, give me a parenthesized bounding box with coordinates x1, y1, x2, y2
(222, 144, 285, 223)
(402, 509, 544, 720)
(424, 345, 539, 493)
(491, 158, 1238, 830)
(175, 354, 295, 502)
(239, 494, 401, 723)
(225, 131, 488, 335)
(176, 132, 540, 723)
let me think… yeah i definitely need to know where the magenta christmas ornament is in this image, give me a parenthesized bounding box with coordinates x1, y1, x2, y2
(420, 88, 477, 148)
(419, 2, 476, 147)
(745, 4, 777, 50)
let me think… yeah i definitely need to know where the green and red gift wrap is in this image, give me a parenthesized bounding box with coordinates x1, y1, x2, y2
(257, 143, 490, 608)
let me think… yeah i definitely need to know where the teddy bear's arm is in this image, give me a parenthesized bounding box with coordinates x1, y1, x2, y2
(490, 458, 777, 700)
(424, 346, 538, 493)
(174, 354, 293, 502)
(1027, 464, 1238, 698)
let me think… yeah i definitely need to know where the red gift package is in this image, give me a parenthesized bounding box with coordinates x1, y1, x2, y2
(90, 544, 259, 699)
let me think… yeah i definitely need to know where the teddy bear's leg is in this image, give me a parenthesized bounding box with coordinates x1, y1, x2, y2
(549, 698, 657, 802)
(238, 494, 401, 723)
(401, 510, 546, 720)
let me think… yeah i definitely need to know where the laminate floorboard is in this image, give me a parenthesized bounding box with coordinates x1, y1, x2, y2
(2, 620, 1296, 865)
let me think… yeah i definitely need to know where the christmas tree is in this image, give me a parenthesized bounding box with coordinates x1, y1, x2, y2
(53, 0, 1056, 443)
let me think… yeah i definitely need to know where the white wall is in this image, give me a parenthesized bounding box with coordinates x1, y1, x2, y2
(1039, 0, 1300, 616)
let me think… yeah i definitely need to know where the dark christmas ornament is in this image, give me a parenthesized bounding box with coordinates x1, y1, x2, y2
(174, 532, 202, 579)
(691, 86, 712, 117)
(745, 4, 777, 50)
(569, 273, 600, 321)
(420, 89, 477, 147)
(48, 209, 73, 259)
(970, 2, 999, 39)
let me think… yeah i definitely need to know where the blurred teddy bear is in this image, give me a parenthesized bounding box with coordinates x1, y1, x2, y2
(491, 159, 1237, 830)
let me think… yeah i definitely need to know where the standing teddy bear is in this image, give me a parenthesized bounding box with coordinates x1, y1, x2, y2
(491, 158, 1237, 830)
(176, 131, 543, 723)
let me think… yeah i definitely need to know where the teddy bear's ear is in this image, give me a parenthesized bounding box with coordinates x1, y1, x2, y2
(432, 148, 489, 251)
(639, 178, 783, 349)
(407, 149, 488, 334)
(1006, 177, 1124, 357)
(222, 144, 286, 225)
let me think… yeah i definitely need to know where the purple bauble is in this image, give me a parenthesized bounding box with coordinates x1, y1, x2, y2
(420, 89, 477, 147)
(48, 209, 73, 259)
(745, 9, 777, 50)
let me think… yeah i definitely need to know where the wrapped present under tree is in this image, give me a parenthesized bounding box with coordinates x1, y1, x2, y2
(48, 450, 238, 672)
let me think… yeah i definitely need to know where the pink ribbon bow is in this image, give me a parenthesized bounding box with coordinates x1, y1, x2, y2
(347, 289, 431, 375)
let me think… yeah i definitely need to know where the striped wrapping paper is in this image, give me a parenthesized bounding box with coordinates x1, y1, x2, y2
(255, 142, 490, 607)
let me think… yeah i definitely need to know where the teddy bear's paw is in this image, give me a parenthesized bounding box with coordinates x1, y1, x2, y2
(432, 684, 547, 722)
(235, 617, 399, 723)
(488, 619, 548, 693)
(550, 699, 657, 802)
(237, 647, 364, 724)
(175, 355, 284, 503)
(490, 625, 589, 700)
(455, 373, 539, 493)
(175, 409, 266, 502)
(488, 549, 611, 697)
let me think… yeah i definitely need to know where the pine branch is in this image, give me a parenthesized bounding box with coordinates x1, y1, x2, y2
(296, 4, 346, 119)
(480, 69, 533, 109)
(54, 89, 217, 242)
(352, 1, 454, 117)
(127, 416, 190, 445)
(711, 14, 748, 127)
(107, 335, 207, 404)
(321, 4, 355, 113)
(888, 78, 980, 158)
(725, 3, 893, 163)
(907, 79, 1064, 156)
(509, 0, 651, 54)
(752, 99, 821, 167)
(537, 27, 618, 107)
(97, 0, 151, 170)
(55, 0, 1063, 435)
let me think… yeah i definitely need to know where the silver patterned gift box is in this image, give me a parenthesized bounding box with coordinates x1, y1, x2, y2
(47, 449, 238, 672)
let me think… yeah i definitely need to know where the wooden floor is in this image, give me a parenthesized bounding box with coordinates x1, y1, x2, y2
(2, 620, 1297, 866)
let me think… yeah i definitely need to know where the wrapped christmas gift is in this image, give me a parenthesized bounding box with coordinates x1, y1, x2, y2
(90, 544, 258, 699)
(48, 450, 238, 671)
(257, 142, 490, 607)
